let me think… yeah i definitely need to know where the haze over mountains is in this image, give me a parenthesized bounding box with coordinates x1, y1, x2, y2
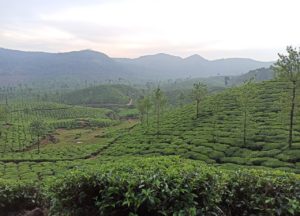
(0, 48, 273, 85)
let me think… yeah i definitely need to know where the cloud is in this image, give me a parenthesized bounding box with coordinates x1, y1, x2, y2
(0, 0, 299, 60)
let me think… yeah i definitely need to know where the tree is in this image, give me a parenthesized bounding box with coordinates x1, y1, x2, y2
(137, 97, 146, 124)
(273, 46, 300, 148)
(137, 96, 152, 127)
(224, 76, 230, 86)
(178, 92, 185, 107)
(208, 94, 223, 144)
(29, 120, 47, 153)
(153, 87, 165, 135)
(143, 96, 152, 127)
(236, 79, 257, 146)
(191, 83, 207, 118)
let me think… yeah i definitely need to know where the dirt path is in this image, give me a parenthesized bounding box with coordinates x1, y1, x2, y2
(127, 98, 133, 106)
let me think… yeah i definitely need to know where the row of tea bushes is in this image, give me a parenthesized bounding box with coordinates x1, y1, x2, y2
(1, 157, 299, 215)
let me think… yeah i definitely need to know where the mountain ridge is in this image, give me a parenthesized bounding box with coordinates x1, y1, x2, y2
(0, 47, 273, 85)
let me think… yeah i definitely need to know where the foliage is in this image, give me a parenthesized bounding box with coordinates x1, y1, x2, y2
(273, 46, 300, 148)
(0, 179, 42, 214)
(29, 120, 48, 140)
(191, 82, 207, 118)
(235, 79, 258, 146)
(42, 157, 300, 215)
(61, 84, 141, 106)
(274, 46, 300, 82)
(153, 87, 166, 135)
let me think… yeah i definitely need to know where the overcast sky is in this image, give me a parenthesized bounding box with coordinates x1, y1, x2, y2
(0, 0, 299, 61)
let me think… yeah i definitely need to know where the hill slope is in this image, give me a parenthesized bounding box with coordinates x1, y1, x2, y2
(101, 81, 300, 173)
(61, 84, 141, 106)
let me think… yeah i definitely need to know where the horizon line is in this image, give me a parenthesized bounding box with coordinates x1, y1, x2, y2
(0, 46, 276, 62)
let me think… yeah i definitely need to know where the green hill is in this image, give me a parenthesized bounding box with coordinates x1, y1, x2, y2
(0, 81, 299, 215)
(102, 80, 300, 173)
(61, 84, 141, 106)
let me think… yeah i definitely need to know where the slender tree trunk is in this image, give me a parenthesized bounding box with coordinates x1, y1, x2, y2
(213, 119, 217, 144)
(243, 110, 247, 146)
(146, 108, 149, 127)
(37, 135, 40, 154)
(196, 100, 199, 118)
(157, 103, 160, 135)
(288, 81, 296, 148)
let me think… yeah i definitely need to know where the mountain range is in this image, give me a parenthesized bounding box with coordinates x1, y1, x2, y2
(0, 48, 273, 85)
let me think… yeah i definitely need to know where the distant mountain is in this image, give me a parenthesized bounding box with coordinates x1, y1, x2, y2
(0, 48, 134, 85)
(0, 48, 273, 85)
(116, 53, 272, 79)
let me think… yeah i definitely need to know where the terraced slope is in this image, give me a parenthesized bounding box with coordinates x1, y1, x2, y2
(102, 81, 300, 172)
(0, 102, 116, 153)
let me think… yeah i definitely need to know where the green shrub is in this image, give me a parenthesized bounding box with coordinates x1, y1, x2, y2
(220, 170, 300, 216)
(44, 157, 300, 216)
(0, 179, 42, 213)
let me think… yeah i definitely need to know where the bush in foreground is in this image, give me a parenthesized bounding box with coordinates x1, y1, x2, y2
(46, 157, 300, 216)
(0, 157, 299, 215)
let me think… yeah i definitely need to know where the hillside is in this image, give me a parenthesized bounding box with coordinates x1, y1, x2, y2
(0, 81, 299, 215)
(0, 48, 272, 85)
(102, 81, 300, 173)
(229, 67, 274, 86)
(0, 48, 132, 85)
(60, 84, 141, 106)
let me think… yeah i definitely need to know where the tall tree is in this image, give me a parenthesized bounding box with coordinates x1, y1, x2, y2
(178, 92, 185, 107)
(208, 94, 223, 144)
(273, 46, 300, 148)
(29, 120, 47, 153)
(144, 96, 152, 127)
(236, 79, 257, 146)
(191, 83, 207, 118)
(137, 96, 152, 127)
(137, 97, 146, 124)
(153, 87, 165, 135)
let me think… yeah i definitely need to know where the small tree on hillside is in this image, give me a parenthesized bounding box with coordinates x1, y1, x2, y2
(29, 120, 47, 153)
(178, 92, 185, 107)
(273, 46, 300, 148)
(153, 87, 165, 135)
(144, 96, 152, 127)
(191, 82, 207, 118)
(208, 94, 223, 144)
(137, 97, 146, 124)
(236, 79, 258, 146)
(137, 96, 153, 127)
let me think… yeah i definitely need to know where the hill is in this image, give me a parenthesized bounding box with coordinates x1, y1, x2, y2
(0, 48, 273, 85)
(229, 67, 274, 86)
(116, 53, 273, 79)
(0, 81, 299, 215)
(0, 48, 132, 85)
(102, 81, 300, 173)
(60, 84, 141, 107)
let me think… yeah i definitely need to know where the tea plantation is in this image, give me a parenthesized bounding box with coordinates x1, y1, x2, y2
(101, 81, 300, 173)
(0, 81, 300, 215)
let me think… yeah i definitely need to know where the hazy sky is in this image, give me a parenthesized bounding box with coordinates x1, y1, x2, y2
(0, 0, 299, 61)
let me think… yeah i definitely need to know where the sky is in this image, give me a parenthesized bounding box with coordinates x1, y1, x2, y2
(0, 0, 299, 61)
